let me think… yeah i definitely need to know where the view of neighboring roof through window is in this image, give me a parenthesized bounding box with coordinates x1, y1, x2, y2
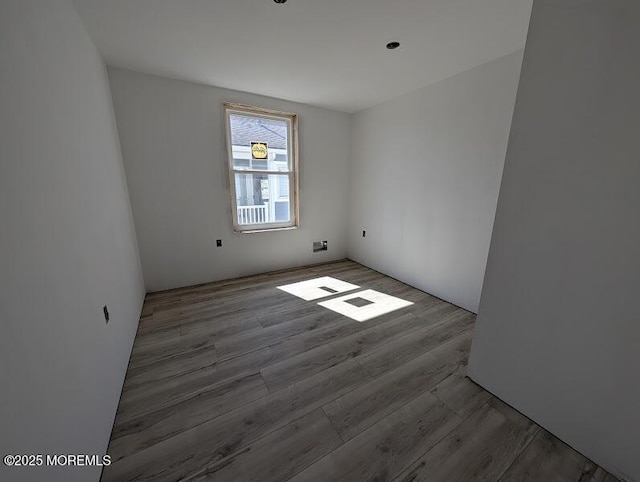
(224, 103, 298, 232)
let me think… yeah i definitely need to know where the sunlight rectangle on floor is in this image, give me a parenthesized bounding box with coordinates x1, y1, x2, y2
(318, 289, 414, 322)
(277, 276, 360, 301)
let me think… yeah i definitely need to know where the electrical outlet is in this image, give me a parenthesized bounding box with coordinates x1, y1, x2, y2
(216, 239, 222, 247)
(103, 305, 110, 324)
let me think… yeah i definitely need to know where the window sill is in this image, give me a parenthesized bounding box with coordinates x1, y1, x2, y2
(235, 226, 299, 234)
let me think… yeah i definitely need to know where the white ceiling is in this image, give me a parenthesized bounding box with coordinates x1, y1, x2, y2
(71, 0, 532, 113)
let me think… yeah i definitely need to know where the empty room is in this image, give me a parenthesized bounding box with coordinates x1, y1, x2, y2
(1, 0, 638, 481)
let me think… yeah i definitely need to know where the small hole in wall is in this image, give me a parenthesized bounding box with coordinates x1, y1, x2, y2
(103, 305, 110, 323)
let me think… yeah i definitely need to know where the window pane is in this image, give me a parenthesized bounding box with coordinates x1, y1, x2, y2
(278, 175, 289, 198)
(229, 113, 289, 171)
(235, 173, 290, 225)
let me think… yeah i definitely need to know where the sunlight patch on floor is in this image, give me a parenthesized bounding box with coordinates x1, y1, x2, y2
(318, 289, 414, 322)
(277, 276, 360, 301)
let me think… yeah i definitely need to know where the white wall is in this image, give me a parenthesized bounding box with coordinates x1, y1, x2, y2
(347, 51, 524, 312)
(108, 68, 352, 292)
(0, 1, 145, 481)
(468, 1, 640, 480)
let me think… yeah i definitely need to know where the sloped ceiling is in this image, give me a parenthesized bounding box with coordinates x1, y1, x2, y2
(72, 0, 532, 112)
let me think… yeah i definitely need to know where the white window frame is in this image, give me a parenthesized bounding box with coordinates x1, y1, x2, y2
(224, 103, 299, 233)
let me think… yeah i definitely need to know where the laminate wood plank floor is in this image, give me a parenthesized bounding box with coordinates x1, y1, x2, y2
(102, 260, 617, 482)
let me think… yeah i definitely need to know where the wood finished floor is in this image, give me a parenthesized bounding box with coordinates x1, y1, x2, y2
(103, 260, 617, 482)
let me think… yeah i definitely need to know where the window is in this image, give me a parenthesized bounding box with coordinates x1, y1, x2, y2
(224, 103, 299, 232)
